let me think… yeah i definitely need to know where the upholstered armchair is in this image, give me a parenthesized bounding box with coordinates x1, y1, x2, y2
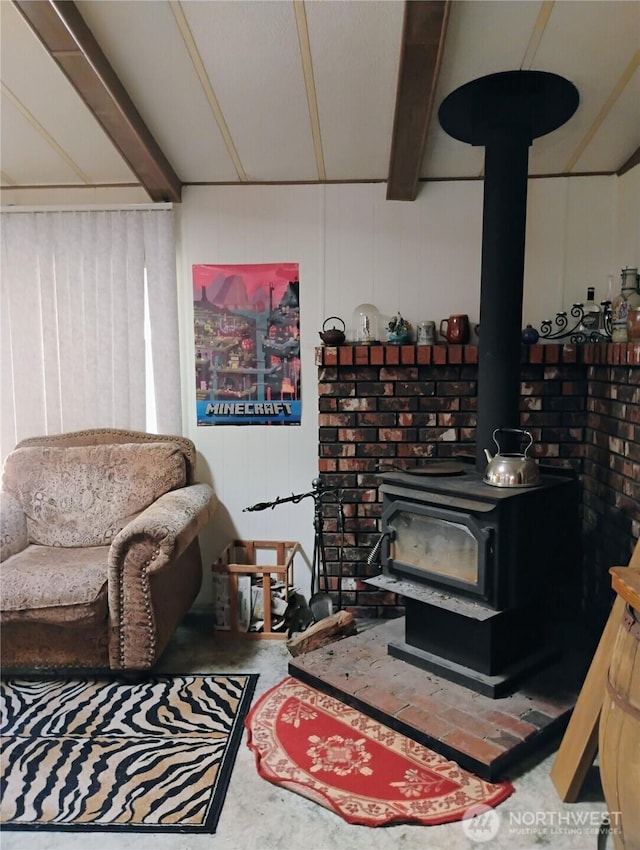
(0, 429, 218, 672)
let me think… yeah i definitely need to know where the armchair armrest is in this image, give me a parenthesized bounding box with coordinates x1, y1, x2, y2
(109, 483, 217, 569)
(1, 491, 29, 562)
(107, 483, 217, 668)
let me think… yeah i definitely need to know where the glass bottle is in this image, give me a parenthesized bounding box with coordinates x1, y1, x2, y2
(579, 287, 601, 334)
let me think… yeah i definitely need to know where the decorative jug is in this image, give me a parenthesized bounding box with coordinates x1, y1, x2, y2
(611, 267, 640, 342)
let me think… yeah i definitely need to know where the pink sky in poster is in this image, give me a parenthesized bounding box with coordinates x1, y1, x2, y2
(192, 263, 299, 303)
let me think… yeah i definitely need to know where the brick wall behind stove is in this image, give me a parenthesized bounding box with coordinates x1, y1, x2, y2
(316, 343, 640, 633)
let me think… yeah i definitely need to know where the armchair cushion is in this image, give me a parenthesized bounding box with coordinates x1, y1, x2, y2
(1, 545, 108, 626)
(2, 442, 187, 548)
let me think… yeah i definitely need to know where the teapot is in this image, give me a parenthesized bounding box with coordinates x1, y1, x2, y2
(483, 427, 541, 488)
(319, 316, 346, 345)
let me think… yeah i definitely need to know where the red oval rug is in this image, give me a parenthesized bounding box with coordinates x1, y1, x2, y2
(245, 676, 514, 827)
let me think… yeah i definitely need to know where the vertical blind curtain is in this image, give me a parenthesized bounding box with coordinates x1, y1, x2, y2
(0, 209, 182, 465)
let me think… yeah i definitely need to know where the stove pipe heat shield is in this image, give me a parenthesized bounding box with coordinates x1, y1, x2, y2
(438, 71, 579, 470)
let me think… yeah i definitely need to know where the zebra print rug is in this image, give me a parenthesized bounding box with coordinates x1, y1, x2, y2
(0, 673, 257, 833)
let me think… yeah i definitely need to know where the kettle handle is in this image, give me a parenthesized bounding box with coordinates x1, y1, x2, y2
(323, 316, 346, 332)
(491, 427, 535, 457)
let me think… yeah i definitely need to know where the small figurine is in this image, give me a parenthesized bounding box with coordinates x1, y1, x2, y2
(387, 312, 411, 343)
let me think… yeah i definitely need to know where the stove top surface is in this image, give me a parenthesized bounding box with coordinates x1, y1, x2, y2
(378, 461, 575, 502)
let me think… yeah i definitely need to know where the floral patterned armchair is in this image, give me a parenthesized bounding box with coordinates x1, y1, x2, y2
(0, 429, 217, 671)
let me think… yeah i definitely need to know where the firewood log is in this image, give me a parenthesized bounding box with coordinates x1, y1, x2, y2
(286, 610, 357, 657)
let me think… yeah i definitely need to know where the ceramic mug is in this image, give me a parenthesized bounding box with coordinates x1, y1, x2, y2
(416, 321, 436, 345)
(439, 314, 470, 344)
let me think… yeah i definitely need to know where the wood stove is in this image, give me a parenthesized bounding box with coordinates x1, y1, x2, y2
(365, 70, 582, 698)
(367, 460, 579, 696)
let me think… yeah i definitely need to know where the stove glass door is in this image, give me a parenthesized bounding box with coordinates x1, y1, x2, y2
(393, 510, 478, 585)
(384, 499, 491, 598)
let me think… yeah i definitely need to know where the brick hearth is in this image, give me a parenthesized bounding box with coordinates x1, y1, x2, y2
(289, 617, 591, 781)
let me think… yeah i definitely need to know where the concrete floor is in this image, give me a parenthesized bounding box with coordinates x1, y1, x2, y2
(2, 611, 615, 850)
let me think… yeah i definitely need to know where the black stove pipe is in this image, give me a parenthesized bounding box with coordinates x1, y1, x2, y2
(438, 71, 579, 471)
(475, 130, 531, 465)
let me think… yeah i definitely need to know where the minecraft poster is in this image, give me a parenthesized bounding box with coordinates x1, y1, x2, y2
(193, 263, 301, 425)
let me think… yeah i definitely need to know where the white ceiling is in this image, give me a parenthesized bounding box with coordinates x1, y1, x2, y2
(1, 0, 639, 204)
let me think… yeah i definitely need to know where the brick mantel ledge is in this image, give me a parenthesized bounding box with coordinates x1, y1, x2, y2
(315, 343, 640, 368)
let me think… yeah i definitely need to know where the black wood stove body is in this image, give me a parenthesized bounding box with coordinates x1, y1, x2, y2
(367, 462, 579, 697)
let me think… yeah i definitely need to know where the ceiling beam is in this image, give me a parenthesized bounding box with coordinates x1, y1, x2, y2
(13, 0, 182, 202)
(386, 0, 450, 201)
(618, 146, 640, 176)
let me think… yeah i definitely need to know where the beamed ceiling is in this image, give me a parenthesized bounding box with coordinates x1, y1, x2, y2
(1, 0, 638, 205)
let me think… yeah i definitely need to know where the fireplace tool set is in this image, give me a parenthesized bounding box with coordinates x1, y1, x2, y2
(244, 478, 345, 629)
